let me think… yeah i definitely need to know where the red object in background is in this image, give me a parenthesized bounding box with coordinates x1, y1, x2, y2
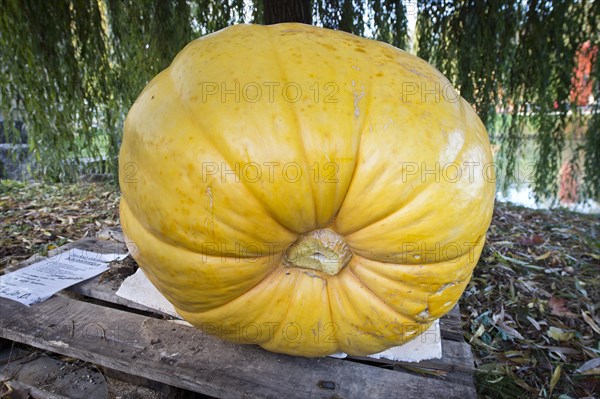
(570, 41, 598, 106)
(559, 161, 579, 205)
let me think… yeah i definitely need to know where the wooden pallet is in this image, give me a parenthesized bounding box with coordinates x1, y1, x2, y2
(0, 231, 477, 399)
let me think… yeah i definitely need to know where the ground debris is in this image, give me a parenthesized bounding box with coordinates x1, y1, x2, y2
(464, 202, 599, 398)
(100, 255, 139, 284)
(0, 180, 119, 271)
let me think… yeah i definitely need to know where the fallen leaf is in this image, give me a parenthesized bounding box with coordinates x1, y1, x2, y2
(492, 241, 514, 246)
(519, 234, 545, 246)
(581, 311, 600, 335)
(535, 251, 552, 260)
(527, 315, 541, 331)
(549, 296, 578, 318)
(547, 327, 575, 342)
(545, 346, 580, 356)
(549, 348, 568, 362)
(506, 366, 536, 392)
(471, 324, 486, 342)
(574, 358, 600, 375)
(497, 320, 524, 340)
(549, 364, 562, 396)
(493, 306, 505, 324)
(575, 280, 588, 297)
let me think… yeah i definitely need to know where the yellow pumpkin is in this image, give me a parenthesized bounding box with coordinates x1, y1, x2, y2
(119, 23, 495, 357)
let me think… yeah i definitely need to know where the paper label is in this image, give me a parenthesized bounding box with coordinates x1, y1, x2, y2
(0, 248, 128, 306)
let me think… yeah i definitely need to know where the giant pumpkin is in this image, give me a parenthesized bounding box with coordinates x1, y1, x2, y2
(119, 23, 495, 357)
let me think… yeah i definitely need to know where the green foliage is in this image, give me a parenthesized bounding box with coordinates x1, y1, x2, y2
(583, 22, 600, 200)
(0, 0, 599, 202)
(416, 0, 600, 201)
(368, 0, 408, 49)
(0, 0, 245, 182)
(1, 0, 111, 181)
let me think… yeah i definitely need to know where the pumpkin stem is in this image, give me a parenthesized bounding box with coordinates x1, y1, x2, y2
(283, 229, 352, 275)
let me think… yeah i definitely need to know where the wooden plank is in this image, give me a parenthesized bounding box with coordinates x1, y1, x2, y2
(0, 295, 477, 399)
(447, 304, 461, 320)
(350, 339, 474, 374)
(3, 231, 476, 394)
(3, 235, 475, 388)
(74, 271, 475, 387)
(62, 240, 473, 380)
(440, 305, 465, 342)
(349, 339, 474, 386)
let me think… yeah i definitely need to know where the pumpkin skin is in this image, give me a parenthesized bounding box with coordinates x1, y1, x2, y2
(119, 23, 495, 357)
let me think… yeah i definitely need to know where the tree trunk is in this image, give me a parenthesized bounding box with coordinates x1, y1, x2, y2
(263, 0, 312, 25)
